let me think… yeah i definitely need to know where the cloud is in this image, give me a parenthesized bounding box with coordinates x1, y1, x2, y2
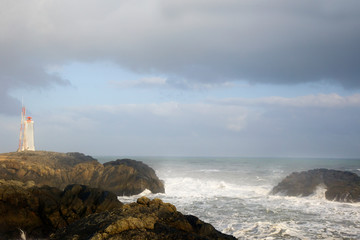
(2, 91, 359, 156)
(25, 96, 359, 157)
(226, 114, 248, 132)
(216, 93, 360, 108)
(1, 0, 359, 156)
(67, 101, 250, 135)
(0, 47, 69, 114)
(109, 76, 235, 91)
(1, 0, 360, 113)
(0, 89, 19, 115)
(109, 77, 167, 89)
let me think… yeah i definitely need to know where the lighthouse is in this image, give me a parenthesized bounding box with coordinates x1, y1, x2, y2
(18, 106, 35, 151)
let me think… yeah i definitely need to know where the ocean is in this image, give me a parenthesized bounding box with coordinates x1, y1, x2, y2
(97, 156, 360, 239)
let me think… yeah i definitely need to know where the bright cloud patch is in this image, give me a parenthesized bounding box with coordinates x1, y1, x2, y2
(218, 93, 360, 108)
(110, 77, 167, 88)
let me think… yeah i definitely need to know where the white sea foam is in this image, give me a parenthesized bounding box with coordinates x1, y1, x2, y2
(159, 176, 360, 239)
(196, 169, 220, 173)
(161, 177, 270, 200)
(111, 156, 360, 239)
(118, 189, 152, 203)
(309, 184, 327, 200)
(18, 228, 26, 240)
(232, 221, 307, 240)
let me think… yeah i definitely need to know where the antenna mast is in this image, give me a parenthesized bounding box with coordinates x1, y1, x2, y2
(18, 104, 26, 151)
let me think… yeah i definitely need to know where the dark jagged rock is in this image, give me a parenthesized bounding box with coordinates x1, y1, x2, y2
(0, 180, 235, 239)
(51, 196, 236, 240)
(271, 168, 360, 202)
(0, 151, 165, 195)
(102, 159, 165, 196)
(0, 179, 122, 239)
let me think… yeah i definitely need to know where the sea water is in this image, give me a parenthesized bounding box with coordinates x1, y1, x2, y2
(97, 156, 360, 239)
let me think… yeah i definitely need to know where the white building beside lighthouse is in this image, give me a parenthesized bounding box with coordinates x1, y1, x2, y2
(18, 106, 35, 151)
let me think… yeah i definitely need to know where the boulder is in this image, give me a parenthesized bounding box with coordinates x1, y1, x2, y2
(0, 151, 164, 195)
(271, 168, 360, 202)
(0, 179, 122, 239)
(100, 159, 165, 196)
(51, 196, 236, 240)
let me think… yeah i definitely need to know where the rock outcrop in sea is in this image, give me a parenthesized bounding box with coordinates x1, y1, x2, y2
(51, 196, 236, 240)
(0, 151, 164, 195)
(271, 168, 360, 202)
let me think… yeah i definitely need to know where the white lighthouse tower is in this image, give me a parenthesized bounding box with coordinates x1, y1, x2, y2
(18, 105, 35, 151)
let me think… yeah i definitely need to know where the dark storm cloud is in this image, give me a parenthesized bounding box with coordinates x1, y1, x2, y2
(0, 57, 69, 114)
(0, 0, 70, 114)
(0, 90, 18, 115)
(147, 0, 360, 87)
(1, 0, 360, 112)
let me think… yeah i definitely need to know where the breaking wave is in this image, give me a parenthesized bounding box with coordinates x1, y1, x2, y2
(113, 156, 360, 239)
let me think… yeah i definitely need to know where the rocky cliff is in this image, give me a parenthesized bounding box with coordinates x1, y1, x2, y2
(271, 168, 360, 202)
(0, 151, 164, 196)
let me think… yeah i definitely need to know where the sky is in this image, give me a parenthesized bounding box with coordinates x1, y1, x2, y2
(1, 0, 360, 157)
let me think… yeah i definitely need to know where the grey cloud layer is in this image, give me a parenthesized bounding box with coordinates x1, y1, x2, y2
(1, 0, 360, 113)
(216, 93, 360, 108)
(27, 94, 360, 157)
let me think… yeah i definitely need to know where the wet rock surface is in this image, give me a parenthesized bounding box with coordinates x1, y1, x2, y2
(0, 180, 235, 239)
(51, 196, 236, 240)
(0, 151, 164, 195)
(271, 168, 360, 202)
(0, 180, 122, 239)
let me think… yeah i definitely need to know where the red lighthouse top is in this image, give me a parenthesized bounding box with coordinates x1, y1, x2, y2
(27, 117, 32, 121)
